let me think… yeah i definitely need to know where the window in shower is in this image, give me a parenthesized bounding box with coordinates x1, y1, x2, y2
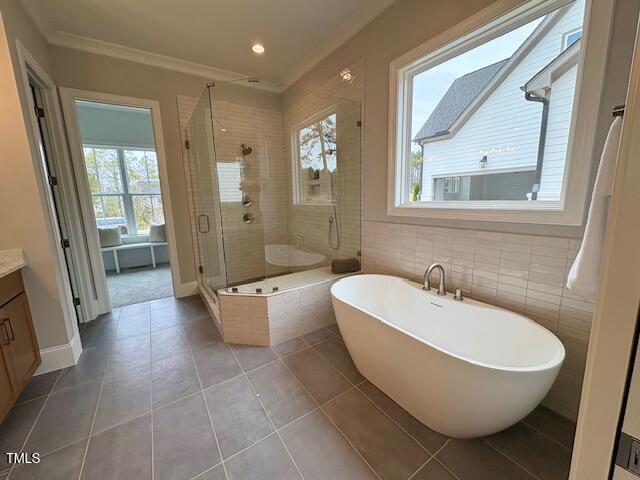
(292, 108, 337, 205)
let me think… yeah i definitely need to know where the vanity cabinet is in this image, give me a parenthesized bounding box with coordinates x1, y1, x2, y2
(0, 343, 15, 419)
(0, 270, 40, 421)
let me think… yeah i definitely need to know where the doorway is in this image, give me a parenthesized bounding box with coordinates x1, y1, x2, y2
(60, 90, 181, 311)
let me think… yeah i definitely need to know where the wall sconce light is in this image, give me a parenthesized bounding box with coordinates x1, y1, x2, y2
(480, 155, 488, 168)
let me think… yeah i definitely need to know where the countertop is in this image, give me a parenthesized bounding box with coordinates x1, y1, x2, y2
(0, 249, 26, 279)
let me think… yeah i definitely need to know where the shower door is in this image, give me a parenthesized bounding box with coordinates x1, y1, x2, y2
(186, 87, 227, 294)
(209, 80, 268, 291)
(185, 78, 363, 295)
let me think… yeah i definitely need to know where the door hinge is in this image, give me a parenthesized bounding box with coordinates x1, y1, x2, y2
(73, 297, 81, 306)
(198, 265, 203, 274)
(631, 441, 640, 475)
(356, 120, 362, 127)
(34, 106, 45, 118)
(48, 176, 58, 187)
(185, 140, 191, 150)
(61, 239, 70, 248)
(615, 432, 640, 475)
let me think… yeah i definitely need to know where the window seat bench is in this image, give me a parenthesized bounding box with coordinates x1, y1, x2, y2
(101, 242, 167, 274)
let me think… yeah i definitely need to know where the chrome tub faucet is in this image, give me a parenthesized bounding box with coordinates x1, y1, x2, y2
(423, 263, 446, 295)
(293, 233, 305, 250)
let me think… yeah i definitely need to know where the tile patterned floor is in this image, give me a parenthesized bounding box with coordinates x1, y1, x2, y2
(0, 296, 576, 480)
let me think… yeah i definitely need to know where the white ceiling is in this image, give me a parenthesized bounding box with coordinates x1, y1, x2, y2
(21, 0, 397, 84)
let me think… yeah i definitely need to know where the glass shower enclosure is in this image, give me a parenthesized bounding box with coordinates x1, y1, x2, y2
(185, 79, 361, 298)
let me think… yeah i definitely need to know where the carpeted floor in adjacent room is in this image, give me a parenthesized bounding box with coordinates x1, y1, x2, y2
(106, 264, 173, 308)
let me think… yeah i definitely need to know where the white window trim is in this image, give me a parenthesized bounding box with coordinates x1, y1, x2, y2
(83, 143, 163, 235)
(387, 0, 615, 225)
(290, 105, 337, 206)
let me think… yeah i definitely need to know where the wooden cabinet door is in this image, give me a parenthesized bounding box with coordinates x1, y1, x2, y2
(0, 294, 40, 388)
(0, 331, 16, 421)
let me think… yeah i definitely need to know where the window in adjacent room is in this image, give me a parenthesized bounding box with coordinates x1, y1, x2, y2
(84, 145, 164, 234)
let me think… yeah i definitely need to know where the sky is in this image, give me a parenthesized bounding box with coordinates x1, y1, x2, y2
(411, 16, 544, 141)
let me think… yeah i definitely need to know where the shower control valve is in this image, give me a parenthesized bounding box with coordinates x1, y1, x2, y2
(242, 195, 253, 207)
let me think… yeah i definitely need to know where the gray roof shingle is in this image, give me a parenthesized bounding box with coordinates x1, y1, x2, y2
(413, 59, 508, 142)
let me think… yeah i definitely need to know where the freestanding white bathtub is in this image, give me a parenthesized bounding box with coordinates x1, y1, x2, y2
(331, 274, 565, 439)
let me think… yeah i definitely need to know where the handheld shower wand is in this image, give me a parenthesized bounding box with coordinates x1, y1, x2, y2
(328, 173, 340, 251)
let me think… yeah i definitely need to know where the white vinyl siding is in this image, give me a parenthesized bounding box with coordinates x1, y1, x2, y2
(420, 0, 584, 201)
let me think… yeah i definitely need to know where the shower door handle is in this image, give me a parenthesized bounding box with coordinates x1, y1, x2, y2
(198, 214, 210, 233)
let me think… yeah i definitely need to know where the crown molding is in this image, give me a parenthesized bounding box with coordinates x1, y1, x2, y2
(48, 31, 228, 79)
(19, 0, 55, 38)
(21, 0, 397, 92)
(19, 0, 250, 84)
(49, 32, 286, 92)
(279, 0, 397, 85)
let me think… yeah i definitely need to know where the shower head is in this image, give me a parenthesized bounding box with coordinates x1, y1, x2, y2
(241, 143, 253, 156)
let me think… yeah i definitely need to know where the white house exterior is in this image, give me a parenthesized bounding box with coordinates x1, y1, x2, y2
(414, 0, 584, 202)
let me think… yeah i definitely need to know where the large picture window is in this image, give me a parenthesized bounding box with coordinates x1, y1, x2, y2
(389, 0, 611, 224)
(84, 145, 164, 234)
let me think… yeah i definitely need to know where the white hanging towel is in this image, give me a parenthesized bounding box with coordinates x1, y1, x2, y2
(566, 116, 623, 301)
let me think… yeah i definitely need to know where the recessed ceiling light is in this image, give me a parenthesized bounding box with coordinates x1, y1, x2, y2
(251, 44, 265, 54)
(340, 68, 353, 82)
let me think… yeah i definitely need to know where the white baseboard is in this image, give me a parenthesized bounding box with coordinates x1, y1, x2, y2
(34, 334, 83, 375)
(174, 281, 198, 298)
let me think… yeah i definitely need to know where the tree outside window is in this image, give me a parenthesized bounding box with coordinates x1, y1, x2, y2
(296, 112, 337, 204)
